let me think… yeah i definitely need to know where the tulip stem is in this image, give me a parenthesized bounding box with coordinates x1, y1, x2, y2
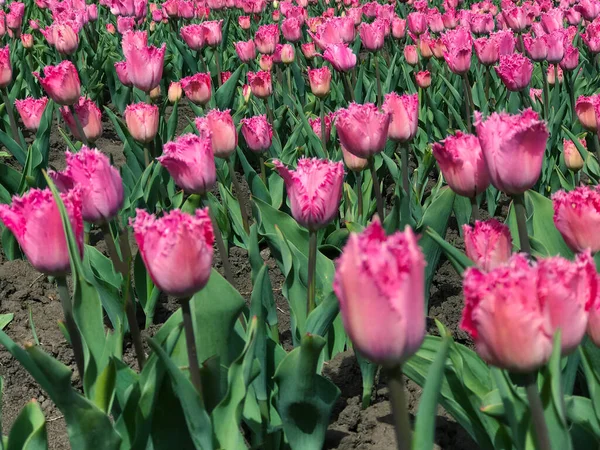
(513, 193, 531, 255)
(369, 157, 385, 220)
(307, 229, 318, 315)
(259, 155, 267, 185)
(484, 66, 490, 102)
(554, 64, 560, 100)
(215, 51, 222, 87)
(319, 98, 328, 158)
(100, 222, 146, 370)
(342, 72, 355, 104)
(56, 276, 86, 382)
(227, 157, 250, 234)
(594, 134, 600, 164)
(374, 52, 382, 108)
(68, 104, 90, 147)
(461, 73, 473, 132)
(1, 88, 25, 150)
(264, 99, 274, 127)
(179, 297, 204, 403)
(387, 365, 412, 450)
(525, 373, 551, 450)
(470, 196, 480, 222)
(400, 143, 410, 200)
(202, 195, 235, 286)
(356, 170, 363, 219)
(540, 62, 549, 120)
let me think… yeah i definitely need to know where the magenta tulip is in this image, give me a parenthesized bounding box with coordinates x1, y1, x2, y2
(34, 61, 80, 105)
(442, 26, 473, 74)
(336, 102, 390, 158)
(462, 219, 512, 272)
(494, 53, 533, 92)
(15, 97, 48, 131)
(241, 115, 272, 152)
(553, 186, 600, 253)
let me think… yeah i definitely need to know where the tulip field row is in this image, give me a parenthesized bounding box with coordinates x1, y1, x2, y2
(2, 0, 600, 447)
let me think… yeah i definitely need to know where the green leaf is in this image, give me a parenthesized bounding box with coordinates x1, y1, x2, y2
(215, 65, 243, 110)
(0, 313, 14, 330)
(424, 226, 474, 276)
(305, 292, 340, 338)
(274, 334, 340, 449)
(7, 400, 47, 450)
(0, 130, 26, 166)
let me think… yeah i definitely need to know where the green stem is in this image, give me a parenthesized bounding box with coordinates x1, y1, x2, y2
(342, 72, 356, 104)
(374, 52, 382, 108)
(56, 277, 86, 381)
(286, 66, 293, 100)
(306, 229, 317, 315)
(387, 365, 412, 450)
(356, 170, 363, 219)
(470, 196, 480, 222)
(215, 51, 222, 87)
(400, 143, 410, 198)
(594, 134, 600, 164)
(540, 61, 549, 120)
(513, 193, 530, 255)
(1, 88, 24, 149)
(100, 222, 146, 370)
(227, 157, 250, 235)
(484, 66, 490, 102)
(180, 298, 204, 403)
(554, 64, 560, 100)
(202, 195, 235, 286)
(319, 98, 328, 158)
(461, 73, 473, 132)
(525, 373, 551, 450)
(369, 157, 384, 220)
(264, 98, 274, 127)
(69, 104, 89, 147)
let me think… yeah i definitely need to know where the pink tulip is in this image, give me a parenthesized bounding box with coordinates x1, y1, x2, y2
(273, 158, 344, 230)
(34, 60, 80, 105)
(116, 16, 135, 34)
(158, 133, 216, 195)
(301, 42, 317, 59)
(235, 39, 256, 62)
(21, 33, 33, 49)
(432, 131, 490, 198)
(124, 102, 159, 144)
(341, 145, 368, 172)
(553, 186, 600, 253)
(576, 95, 599, 131)
(560, 45, 579, 70)
(442, 8, 458, 29)
(336, 103, 390, 158)
(523, 33, 548, 61)
(428, 10, 445, 33)
(495, 53, 533, 91)
(565, 8, 582, 25)
(0, 45, 11, 88)
(259, 54, 273, 71)
(180, 24, 205, 50)
(202, 20, 222, 47)
(563, 138, 585, 171)
(359, 19, 386, 52)
(60, 97, 103, 143)
(382, 92, 419, 143)
(168, 81, 182, 103)
(470, 13, 495, 35)
(308, 66, 331, 97)
(576, 0, 600, 21)
(415, 70, 432, 88)
(408, 11, 427, 35)
(279, 43, 295, 63)
(124, 41, 165, 93)
(494, 30, 516, 56)
(15, 97, 48, 131)
(333, 218, 425, 367)
(254, 24, 279, 54)
(177, 0, 194, 18)
(241, 115, 272, 152)
(541, 8, 564, 33)
(391, 17, 406, 39)
(106, 23, 116, 34)
(203, 109, 237, 159)
(503, 6, 528, 31)
(181, 73, 212, 105)
(162, 0, 179, 16)
(442, 26, 473, 74)
(547, 64, 563, 85)
(238, 15, 251, 30)
(347, 6, 363, 25)
(132, 208, 214, 297)
(49, 148, 123, 224)
(322, 43, 357, 72)
(475, 109, 548, 195)
(544, 30, 566, 63)
(247, 70, 272, 98)
(584, 18, 600, 54)
(51, 23, 79, 55)
(0, 188, 83, 276)
(474, 36, 499, 65)
(88, 4, 98, 21)
(281, 17, 302, 42)
(463, 219, 512, 272)
(308, 113, 333, 143)
(114, 61, 132, 87)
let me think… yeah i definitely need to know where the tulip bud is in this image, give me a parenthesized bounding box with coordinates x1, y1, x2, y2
(280, 43, 295, 63)
(15, 96, 48, 131)
(242, 84, 251, 103)
(0, 188, 83, 276)
(547, 64, 563, 85)
(181, 73, 212, 105)
(247, 70, 272, 98)
(106, 23, 116, 34)
(239, 15, 251, 30)
(60, 97, 103, 144)
(132, 208, 214, 298)
(259, 54, 273, 71)
(124, 102, 159, 144)
(149, 85, 161, 101)
(241, 115, 272, 152)
(49, 148, 123, 224)
(203, 109, 238, 158)
(462, 219, 512, 272)
(553, 185, 600, 253)
(168, 81, 182, 103)
(404, 44, 419, 65)
(301, 42, 316, 59)
(308, 66, 331, 98)
(341, 145, 369, 172)
(563, 138, 585, 172)
(382, 92, 419, 143)
(415, 70, 431, 88)
(333, 218, 425, 367)
(273, 158, 344, 230)
(20, 33, 33, 49)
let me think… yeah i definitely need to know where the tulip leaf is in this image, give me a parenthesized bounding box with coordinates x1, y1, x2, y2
(355, 352, 377, 409)
(424, 226, 474, 276)
(6, 400, 47, 450)
(274, 334, 340, 450)
(215, 64, 243, 110)
(236, 147, 271, 205)
(133, 250, 160, 328)
(305, 292, 340, 338)
(0, 130, 26, 166)
(564, 395, 600, 441)
(490, 368, 528, 450)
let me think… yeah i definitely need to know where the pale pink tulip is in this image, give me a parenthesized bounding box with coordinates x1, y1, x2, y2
(308, 66, 331, 97)
(576, 95, 599, 131)
(382, 92, 419, 143)
(203, 109, 237, 159)
(553, 186, 600, 253)
(563, 138, 585, 171)
(124, 102, 159, 144)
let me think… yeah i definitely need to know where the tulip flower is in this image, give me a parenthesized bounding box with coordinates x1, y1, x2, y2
(203, 109, 237, 159)
(116, 17, 135, 34)
(132, 208, 214, 298)
(523, 34, 548, 61)
(238, 15, 251, 30)
(334, 218, 425, 366)
(495, 53, 533, 92)
(463, 219, 512, 272)
(576, 0, 600, 21)
(442, 9, 458, 29)
(576, 95, 599, 131)
(341, 145, 368, 172)
(124, 102, 159, 144)
(392, 17, 406, 39)
(181, 73, 212, 105)
(0, 188, 83, 276)
(158, 133, 216, 195)
(60, 97, 103, 144)
(202, 20, 222, 47)
(408, 11, 427, 35)
(235, 39, 256, 62)
(15, 97, 48, 131)
(442, 27, 473, 74)
(34, 61, 80, 105)
(0, 45, 11, 88)
(21, 33, 33, 49)
(544, 30, 566, 64)
(180, 24, 205, 50)
(470, 13, 495, 35)
(322, 43, 357, 72)
(279, 43, 295, 63)
(382, 92, 419, 143)
(503, 6, 528, 31)
(404, 45, 419, 65)
(336, 103, 390, 158)
(255, 23, 279, 54)
(281, 17, 302, 42)
(51, 23, 79, 55)
(359, 19, 386, 52)
(553, 185, 600, 253)
(168, 81, 182, 103)
(308, 66, 331, 98)
(583, 19, 600, 54)
(49, 148, 123, 224)
(565, 8, 582, 25)
(432, 131, 490, 199)
(301, 42, 316, 59)
(122, 31, 165, 93)
(241, 115, 272, 152)
(475, 109, 548, 195)
(474, 36, 499, 65)
(541, 8, 564, 33)
(547, 65, 563, 85)
(560, 46, 579, 71)
(106, 23, 116, 34)
(309, 114, 333, 143)
(563, 138, 585, 172)
(247, 70, 272, 99)
(114, 61, 132, 87)
(273, 158, 344, 231)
